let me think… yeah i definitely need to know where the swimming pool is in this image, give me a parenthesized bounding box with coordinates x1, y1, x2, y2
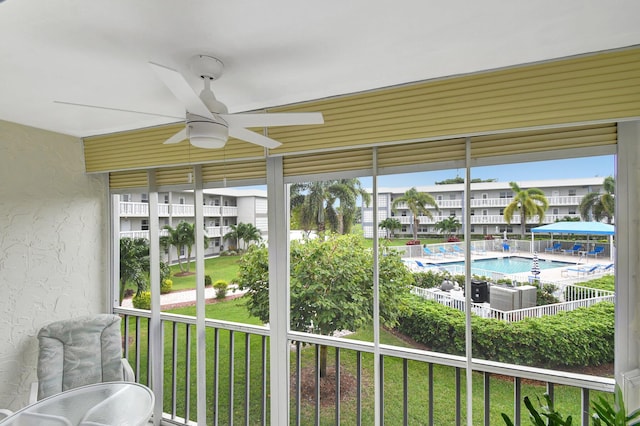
(440, 256, 573, 275)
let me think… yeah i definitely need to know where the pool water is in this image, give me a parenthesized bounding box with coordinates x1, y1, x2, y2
(443, 256, 573, 275)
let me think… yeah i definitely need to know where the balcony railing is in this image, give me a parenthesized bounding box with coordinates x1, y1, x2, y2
(114, 307, 614, 425)
(120, 229, 169, 239)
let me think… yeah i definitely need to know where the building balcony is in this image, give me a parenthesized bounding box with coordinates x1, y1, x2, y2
(113, 308, 615, 425)
(391, 195, 585, 213)
(120, 229, 169, 239)
(389, 214, 583, 227)
(119, 202, 239, 218)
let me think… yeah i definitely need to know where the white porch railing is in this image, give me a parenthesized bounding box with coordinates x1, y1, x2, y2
(113, 307, 614, 425)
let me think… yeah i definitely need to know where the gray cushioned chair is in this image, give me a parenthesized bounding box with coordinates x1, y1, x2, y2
(35, 314, 135, 401)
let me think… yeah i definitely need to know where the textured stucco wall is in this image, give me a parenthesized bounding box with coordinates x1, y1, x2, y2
(0, 120, 108, 410)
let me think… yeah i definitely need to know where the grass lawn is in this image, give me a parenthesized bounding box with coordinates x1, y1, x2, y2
(125, 297, 610, 425)
(168, 255, 243, 291)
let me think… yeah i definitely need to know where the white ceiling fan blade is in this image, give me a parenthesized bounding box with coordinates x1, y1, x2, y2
(229, 127, 281, 149)
(222, 112, 324, 128)
(164, 128, 188, 145)
(149, 62, 214, 120)
(54, 101, 184, 119)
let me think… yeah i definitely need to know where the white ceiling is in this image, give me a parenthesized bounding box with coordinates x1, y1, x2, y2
(1, 0, 640, 138)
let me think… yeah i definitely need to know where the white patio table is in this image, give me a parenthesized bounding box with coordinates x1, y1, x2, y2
(0, 382, 154, 426)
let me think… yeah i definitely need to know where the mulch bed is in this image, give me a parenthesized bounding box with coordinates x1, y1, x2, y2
(292, 365, 363, 408)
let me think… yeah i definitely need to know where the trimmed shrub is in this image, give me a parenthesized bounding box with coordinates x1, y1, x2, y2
(132, 291, 151, 310)
(396, 296, 614, 368)
(204, 275, 212, 287)
(160, 279, 173, 294)
(213, 279, 228, 299)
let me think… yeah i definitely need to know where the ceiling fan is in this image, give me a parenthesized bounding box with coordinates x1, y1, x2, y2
(57, 55, 324, 149)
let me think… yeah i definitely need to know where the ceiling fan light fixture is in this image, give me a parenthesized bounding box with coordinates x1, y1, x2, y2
(188, 120, 228, 149)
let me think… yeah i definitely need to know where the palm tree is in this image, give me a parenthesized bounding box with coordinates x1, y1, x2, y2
(291, 180, 370, 235)
(239, 223, 262, 249)
(579, 176, 615, 223)
(391, 187, 439, 241)
(224, 222, 262, 251)
(290, 181, 333, 234)
(434, 216, 461, 239)
(329, 178, 371, 234)
(119, 237, 149, 302)
(163, 221, 207, 273)
(379, 217, 402, 239)
(503, 182, 550, 237)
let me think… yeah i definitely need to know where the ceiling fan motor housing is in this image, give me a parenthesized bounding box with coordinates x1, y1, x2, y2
(187, 113, 228, 149)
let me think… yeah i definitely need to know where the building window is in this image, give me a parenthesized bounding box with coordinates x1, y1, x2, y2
(449, 194, 456, 200)
(483, 210, 488, 216)
(569, 189, 577, 196)
(482, 193, 488, 199)
(470, 225, 475, 232)
(569, 208, 577, 215)
(470, 210, 475, 216)
(141, 193, 148, 203)
(499, 208, 504, 215)
(553, 208, 559, 215)
(401, 227, 407, 233)
(401, 211, 407, 216)
(121, 194, 131, 202)
(179, 197, 185, 205)
(437, 195, 443, 201)
(449, 211, 456, 217)
(141, 219, 149, 231)
(164, 194, 169, 204)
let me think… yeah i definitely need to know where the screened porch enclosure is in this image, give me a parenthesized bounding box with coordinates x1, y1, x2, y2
(97, 48, 640, 425)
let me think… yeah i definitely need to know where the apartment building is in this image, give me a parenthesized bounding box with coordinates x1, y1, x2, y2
(118, 188, 268, 257)
(362, 177, 606, 238)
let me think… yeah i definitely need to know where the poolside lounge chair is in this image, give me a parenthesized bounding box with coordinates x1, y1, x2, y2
(415, 260, 429, 269)
(586, 246, 605, 258)
(562, 264, 599, 277)
(439, 246, 454, 257)
(598, 263, 615, 273)
(423, 246, 443, 258)
(452, 245, 464, 256)
(544, 242, 562, 253)
(562, 244, 583, 255)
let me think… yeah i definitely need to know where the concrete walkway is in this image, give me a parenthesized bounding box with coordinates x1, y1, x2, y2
(121, 285, 246, 308)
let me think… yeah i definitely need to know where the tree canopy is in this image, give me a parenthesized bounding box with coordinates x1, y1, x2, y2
(163, 221, 208, 273)
(503, 182, 549, 237)
(119, 237, 149, 302)
(379, 217, 402, 239)
(579, 176, 615, 224)
(434, 216, 461, 239)
(391, 187, 439, 241)
(224, 222, 262, 251)
(290, 179, 370, 234)
(237, 233, 413, 375)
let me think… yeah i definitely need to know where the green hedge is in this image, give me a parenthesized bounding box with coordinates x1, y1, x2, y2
(396, 296, 614, 368)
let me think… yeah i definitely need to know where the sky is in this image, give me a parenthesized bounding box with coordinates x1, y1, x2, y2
(366, 155, 615, 188)
(242, 155, 615, 191)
